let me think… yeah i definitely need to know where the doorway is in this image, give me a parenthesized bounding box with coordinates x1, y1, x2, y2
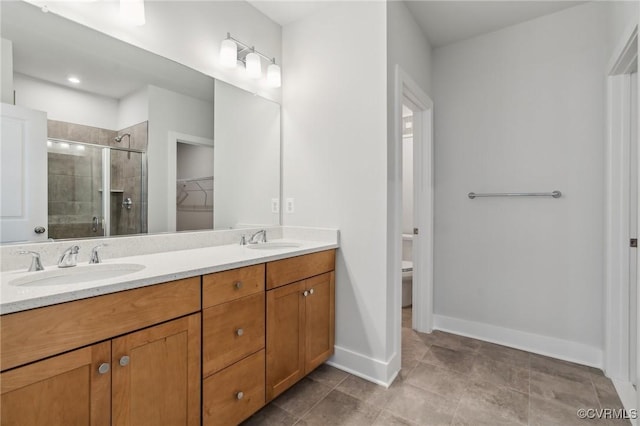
(392, 65, 434, 382)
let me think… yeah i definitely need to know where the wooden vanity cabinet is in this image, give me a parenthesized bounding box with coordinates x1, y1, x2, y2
(265, 251, 336, 402)
(0, 278, 201, 426)
(202, 264, 266, 426)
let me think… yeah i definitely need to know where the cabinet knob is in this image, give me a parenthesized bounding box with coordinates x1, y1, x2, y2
(303, 290, 309, 297)
(236, 391, 244, 400)
(309, 288, 314, 295)
(236, 328, 244, 337)
(234, 281, 243, 290)
(119, 355, 130, 367)
(98, 363, 110, 374)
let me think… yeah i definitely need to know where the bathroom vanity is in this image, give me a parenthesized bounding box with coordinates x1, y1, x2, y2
(0, 241, 336, 425)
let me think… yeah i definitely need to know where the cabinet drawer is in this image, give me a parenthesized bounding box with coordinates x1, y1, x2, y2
(266, 250, 335, 290)
(203, 293, 265, 376)
(203, 349, 265, 426)
(1, 277, 201, 372)
(203, 264, 264, 308)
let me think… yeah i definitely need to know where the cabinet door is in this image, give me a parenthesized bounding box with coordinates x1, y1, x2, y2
(1, 341, 111, 426)
(266, 281, 306, 402)
(305, 272, 335, 372)
(112, 314, 201, 426)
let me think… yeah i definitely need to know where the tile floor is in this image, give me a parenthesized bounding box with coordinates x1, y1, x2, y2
(242, 308, 630, 425)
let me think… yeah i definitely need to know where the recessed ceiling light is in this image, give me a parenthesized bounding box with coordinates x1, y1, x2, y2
(67, 76, 81, 84)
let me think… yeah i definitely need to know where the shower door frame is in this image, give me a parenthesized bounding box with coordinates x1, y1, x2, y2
(47, 138, 148, 238)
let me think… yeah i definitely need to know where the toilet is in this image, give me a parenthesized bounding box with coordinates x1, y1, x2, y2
(402, 234, 413, 308)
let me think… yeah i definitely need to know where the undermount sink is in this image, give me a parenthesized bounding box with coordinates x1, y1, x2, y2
(9, 263, 146, 287)
(245, 242, 301, 250)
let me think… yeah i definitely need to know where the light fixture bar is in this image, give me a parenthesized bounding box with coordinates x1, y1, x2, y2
(225, 33, 278, 65)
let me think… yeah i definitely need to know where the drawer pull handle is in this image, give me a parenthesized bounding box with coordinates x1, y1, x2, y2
(234, 281, 243, 290)
(303, 290, 309, 297)
(309, 288, 314, 295)
(119, 356, 130, 367)
(236, 328, 244, 336)
(98, 363, 110, 374)
(236, 391, 244, 400)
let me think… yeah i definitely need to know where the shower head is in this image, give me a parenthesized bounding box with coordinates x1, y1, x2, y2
(114, 133, 131, 143)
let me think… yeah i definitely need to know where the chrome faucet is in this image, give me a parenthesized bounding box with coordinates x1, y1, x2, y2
(89, 244, 107, 264)
(248, 229, 267, 244)
(19, 250, 44, 272)
(58, 245, 79, 268)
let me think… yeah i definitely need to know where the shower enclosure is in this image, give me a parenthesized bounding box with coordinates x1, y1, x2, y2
(47, 138, 147, 239)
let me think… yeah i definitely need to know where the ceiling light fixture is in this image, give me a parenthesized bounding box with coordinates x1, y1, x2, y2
(219, 33, 281, 87)
(120, 0, 145, 26)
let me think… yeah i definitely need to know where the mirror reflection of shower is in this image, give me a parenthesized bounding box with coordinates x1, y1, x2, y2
(46, 121, 148, 239)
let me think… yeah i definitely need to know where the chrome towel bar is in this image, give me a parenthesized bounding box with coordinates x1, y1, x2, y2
(468, 190, 562, 199)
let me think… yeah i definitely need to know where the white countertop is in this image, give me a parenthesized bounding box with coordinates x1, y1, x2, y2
(0, 239, 338, 315)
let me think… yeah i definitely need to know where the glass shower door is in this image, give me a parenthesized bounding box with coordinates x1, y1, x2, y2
(109, 149, 146, 236)
(47, 140, 104, 239)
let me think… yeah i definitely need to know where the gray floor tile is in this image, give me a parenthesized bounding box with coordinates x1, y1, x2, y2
(272, 377, 333, 418)
(307, 364, 349, 389)
(384, 382, 458, 425)
(530, 370, 599, 410)
(336, 375, 392, 407)
(420, 344, 476, 374)
(406, 362, 468, 400)
(456, 380, 528, 425)
(373, 410, 418, 425)
(591, 374, 625, 410)
(299, 389, 381, 426)
(529, 394, 606, 426)
(471, 355, 530, 394)
(242, 404, 299, 426)
(529, 353, 595, 385)
(418, 330, 481, 352)
(477, 341, 530, 369)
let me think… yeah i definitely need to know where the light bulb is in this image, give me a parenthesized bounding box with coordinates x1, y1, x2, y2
(220, 38, 238, 68)
(267, 62, 281, 87)
(120, 0, 145, 26)
(245, 52, 262, 79)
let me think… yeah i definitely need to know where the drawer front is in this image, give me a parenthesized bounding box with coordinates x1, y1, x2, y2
(1, 277, 201, 372)
(266, 250, 335, 290)
(203, 264, 265, 308)
(203, 349, 265, 426)
(203, 293, 265, 377)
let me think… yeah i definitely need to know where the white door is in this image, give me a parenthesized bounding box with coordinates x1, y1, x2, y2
(0, 103, 48, 243)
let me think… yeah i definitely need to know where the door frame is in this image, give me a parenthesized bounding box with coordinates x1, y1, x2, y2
(390, 65, 434, 378)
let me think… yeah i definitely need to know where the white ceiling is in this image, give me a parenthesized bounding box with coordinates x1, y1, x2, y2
(247, 1, 586, 48)
(404, 1, 587, 48)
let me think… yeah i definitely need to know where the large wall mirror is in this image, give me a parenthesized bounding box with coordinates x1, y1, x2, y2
(0, 1, 281, 243)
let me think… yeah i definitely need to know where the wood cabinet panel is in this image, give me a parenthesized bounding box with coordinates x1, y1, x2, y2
(203, 350, 265, 426)
(203, 264, 264, 308)
(1, 277, 201, 371)
(305, 272, 335, 372)
(266, 250, 335, 290)
(265, 281, 306, 401)
(203, 292, 265, 377)
(1, 341, 111, 426)
(112, 314, 201, 426)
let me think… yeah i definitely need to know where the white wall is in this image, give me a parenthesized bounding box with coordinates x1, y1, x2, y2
(432, 2, 609, 366)
(282, 2, 390, 383)
(1, 38, 13, 104)
(24, 0, 282, 103)
(147, 85, 215, 233)
(117, 87, 149, 130)
(14, 73, 118, 130)
(213, 80, 280, 229)
(607, 1, 639, 63)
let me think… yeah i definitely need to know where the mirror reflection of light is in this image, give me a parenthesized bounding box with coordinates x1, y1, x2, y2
(59, 143, 70, 149)
(75, 144, 85, 151)
(47, 140, 53, 147)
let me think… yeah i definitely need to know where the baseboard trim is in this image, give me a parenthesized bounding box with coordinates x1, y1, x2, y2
(433, 314, 603, 368)
(612, 379, 638, 426)
(326, 345, 395, 387)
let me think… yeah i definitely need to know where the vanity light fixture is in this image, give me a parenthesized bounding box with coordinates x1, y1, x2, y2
(219, 33, 281, 87)
(67, 76, 81, 84)
(120, 0, 145, 26)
